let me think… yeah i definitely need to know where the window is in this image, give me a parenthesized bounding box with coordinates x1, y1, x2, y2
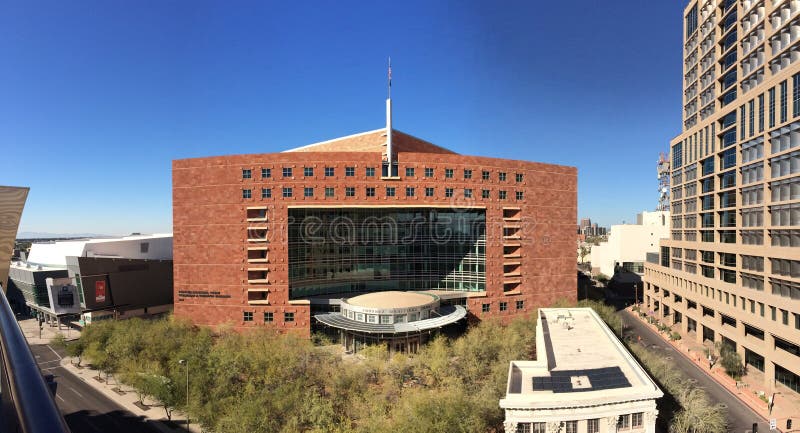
(770, 87, 776, 128)
(366, 187, 375, 197)
(324, 167, 334, 177)
(587, 419, 599, 433)
(140, 242, 149, 253)
(515, 424, 531, 433)
(345, 187, 355, 197)
(385, 187, 396, 197)
(759, 94, 764, 132)
(264, 312, 273, 322)
(282, 187, 293, 198)
(345, 167, 355, 177)
(425, 187, 434, 197)
(499, 190, 507, 200)
(284, 312, 294, 322)
(365, 167, 375, 177)
(750, 99, 755, 136)
(242, 189, 252, 199)
(283, 167, 292, 177)
(632, 413, 643, 428)
(499, 172, 507, 181)
(499, 301, 508, 311)
(304, 187, 314, 197)
(481, 303, 490, 313)
(564, 421, 577, 433)
(242, 169, 252, 179)
(261, 168, 271, 178)
(482, 170, 490, 180)
(405, 187, 415, 197)
(617, 414, 631, 430)
(515, 173, 524, 182)
(406, 167, 415, 177)
(445, 168, 454, 178)
(781, 80, 788, 123)
(261, 188, 272, 198)
(445, 188, 454, 197)
(482, 189, 490, 198)
(302, 167, 313, 177)
(516, 300, 524, 310)
(464, 188, 473, 198)
(794, 73, 800, 118)
(325, 187, 334, 197)
(243, 311, 253, 322)
(516, 191, 524, 200)
(425, 167, 434, 177)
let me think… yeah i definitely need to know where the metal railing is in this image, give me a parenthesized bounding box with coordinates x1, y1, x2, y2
(0, 284, 70, 433)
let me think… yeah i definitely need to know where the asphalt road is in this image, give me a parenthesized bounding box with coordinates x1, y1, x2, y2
(619, 309, 771, 433)
(30, 343, 164, 433)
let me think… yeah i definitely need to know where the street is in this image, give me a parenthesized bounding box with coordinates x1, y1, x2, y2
(30, 343, 163, 433)
(619, 309, 771, 433)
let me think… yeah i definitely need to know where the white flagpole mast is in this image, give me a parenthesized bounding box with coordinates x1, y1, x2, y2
(386, 57, 393, 175)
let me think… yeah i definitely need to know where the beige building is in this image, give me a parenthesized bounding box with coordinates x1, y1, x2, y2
(0, 186, 28, 291)
(643, 0, 800, 394)
(500, 308, 662, 433)
(590, 211, 670, 278)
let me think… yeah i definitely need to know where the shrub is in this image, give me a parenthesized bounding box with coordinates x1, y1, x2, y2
(670, 332, 682, 341)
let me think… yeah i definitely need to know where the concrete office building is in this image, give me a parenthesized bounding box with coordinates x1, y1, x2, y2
(499, 308, 662, 433)
(644, 0, 800, 394)
(8, 234, 174, 325)
(0, 186, 28, 292)
(591, 211, 670, 278)
(173, 95, 577, 339)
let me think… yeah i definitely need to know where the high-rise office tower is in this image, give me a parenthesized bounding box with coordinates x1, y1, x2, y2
(644, 0, 800, 394)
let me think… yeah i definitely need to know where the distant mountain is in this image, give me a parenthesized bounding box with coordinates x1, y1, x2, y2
(16, 231, 114, 239)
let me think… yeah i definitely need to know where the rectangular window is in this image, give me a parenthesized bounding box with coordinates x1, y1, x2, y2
(516, 300, 524, 310)
(243, 311, 253, 322)
(261, 188, 271, 199)
(324, 167, 334, 177)
(617, 414, 630, 430)
(406, 187, 415, 197)
(749, 99, 755, 137)
(445, 168, 454, 178)
(303, 187, 314, 197)
(261, 168, 271, 178)
(445, 188, 454, 198)
(345, 167, 355, 177)
(499, 190, 507, 199)
(325, 187, 334, 197)
(516, 191, 524, 200)
(284, 312, 294, 322)
(464, 188, 473, 198)
(345, 187, 355, 197)
(499, 301, 508, 311)
(463, 169, 472, 179)
(794, 73, 800, 117)
(242, 189, 252, 199)
(759, 94, 764, 132)
(481, 303, 490, 313)
(366, 187, 375, 197)
(425, 167, 434, 177)
(425, 187, 434, 197)
(283, 187, 294, 198)
(564, 421, 577, 433)
(770, 87, 776, 128)
(242, 169, 252, 179)
(304, 167, 313, 177)
(482, 189, 490, 199)
(781, 80, 788, 123)
(499, 172, 507, 181)
(587, 419, 599, 433)
(482, 170, 490, 180)
(632, 413, 643, 428)
(385, 187, 396, 197)
(741, 106, 746, 140)
(406, 167, 415, 177)
(366, 167, 375, 177)
(264, 312, 273, 322)
(283, 167, 292, 177)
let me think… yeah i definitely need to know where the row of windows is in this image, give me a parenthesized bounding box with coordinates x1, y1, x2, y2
(481, 300, 524, 313)
(243, 167, 525, 182)
(514, 413, 642, 433)
(243, 187, 524, 200)
(243, 311, 293, 323)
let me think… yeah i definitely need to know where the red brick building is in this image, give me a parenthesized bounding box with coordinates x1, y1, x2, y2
(173, 127, 576, 337)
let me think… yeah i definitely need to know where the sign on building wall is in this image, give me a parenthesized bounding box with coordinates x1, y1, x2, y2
(95, 280, 106, 303)
(45, 277, 82, 315)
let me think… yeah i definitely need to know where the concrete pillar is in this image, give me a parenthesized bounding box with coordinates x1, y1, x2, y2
(764, 333, 775, 390)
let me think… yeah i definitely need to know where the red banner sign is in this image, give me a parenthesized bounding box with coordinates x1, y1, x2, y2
(95, 281, 106, 303)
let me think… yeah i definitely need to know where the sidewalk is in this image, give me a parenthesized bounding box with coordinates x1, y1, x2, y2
(627, 306, 800, 432)
(17, 318, 201, 433)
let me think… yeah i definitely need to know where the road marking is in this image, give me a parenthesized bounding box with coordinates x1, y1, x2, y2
(56, 394, 65, 402)
(46, 345, 62, 360)
(38, 359, 61, 365)
(70, 388, 84, 398)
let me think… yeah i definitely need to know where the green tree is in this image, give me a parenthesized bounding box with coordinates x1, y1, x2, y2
(716, 342, 743, 380)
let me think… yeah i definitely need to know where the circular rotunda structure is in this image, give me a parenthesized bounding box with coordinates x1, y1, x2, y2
(314, 291, 466, 353)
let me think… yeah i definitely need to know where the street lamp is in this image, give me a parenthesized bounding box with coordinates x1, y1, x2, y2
(179, 359, 189, 430)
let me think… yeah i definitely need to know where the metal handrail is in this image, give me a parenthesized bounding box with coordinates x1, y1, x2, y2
(0, 285, 70, 433)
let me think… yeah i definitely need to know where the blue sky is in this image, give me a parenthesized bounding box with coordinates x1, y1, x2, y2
(1, 1, 685, 235)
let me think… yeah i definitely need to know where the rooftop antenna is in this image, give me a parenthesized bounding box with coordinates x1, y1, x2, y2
(384, 57, 395, 176)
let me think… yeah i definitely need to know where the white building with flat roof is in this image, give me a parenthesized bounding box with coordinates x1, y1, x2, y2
(500, 308, 662, 433)
(590, 211, 669, 278)
(25, 233, 173, 267)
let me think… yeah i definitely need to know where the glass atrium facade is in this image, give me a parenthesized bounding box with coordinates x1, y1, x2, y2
(288, 208, 486, 299)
